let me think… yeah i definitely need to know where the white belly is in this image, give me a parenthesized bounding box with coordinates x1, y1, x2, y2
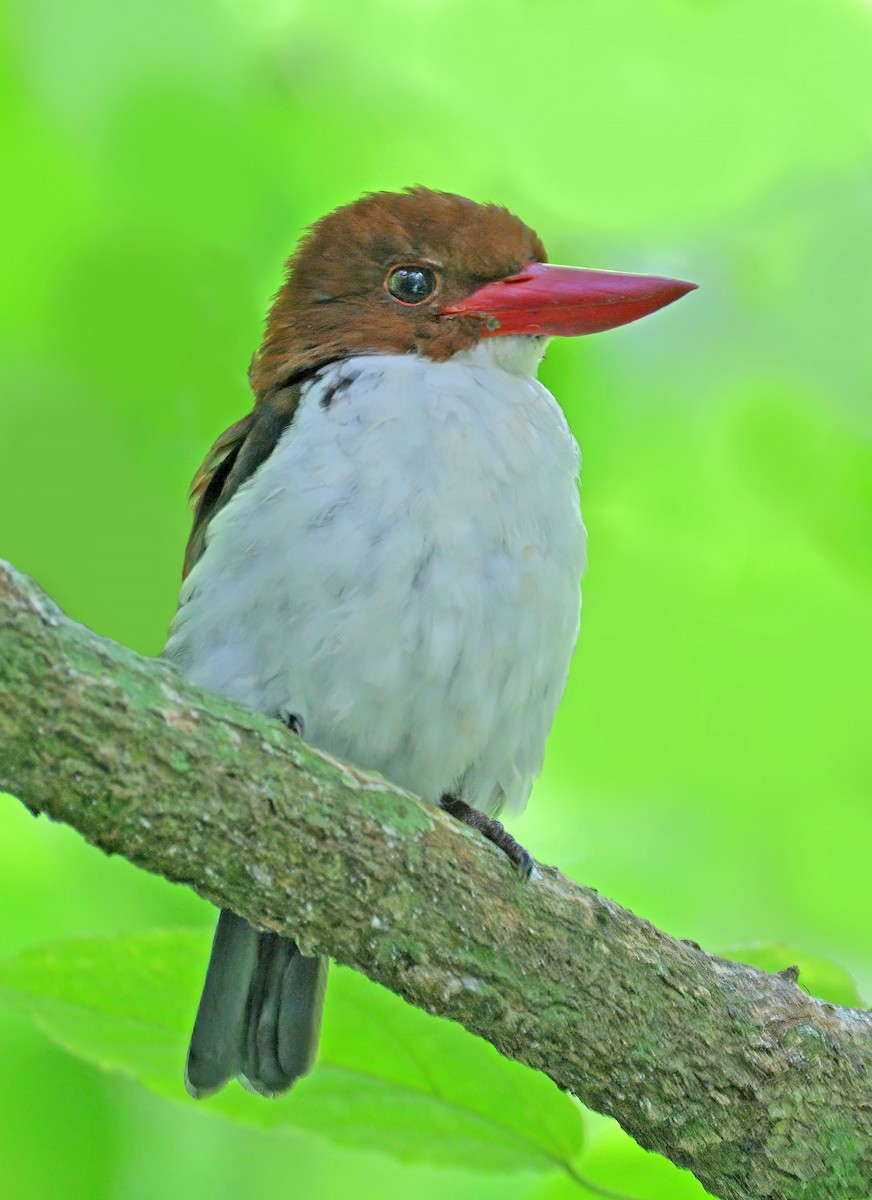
(165, 339, 586, 814)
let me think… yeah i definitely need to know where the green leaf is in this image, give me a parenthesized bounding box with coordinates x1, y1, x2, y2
(532, 1110, 712, 1200)
(0, 928, 582, 1173)
(721, 943, 866, 1009)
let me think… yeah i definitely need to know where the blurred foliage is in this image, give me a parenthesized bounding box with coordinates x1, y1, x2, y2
(1, 0, 870, 1197)
(0, 930, 583, 1171)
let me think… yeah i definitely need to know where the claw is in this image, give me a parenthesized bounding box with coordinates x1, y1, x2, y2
(280, 710, 305, 737)
(512, 846, 534, 879)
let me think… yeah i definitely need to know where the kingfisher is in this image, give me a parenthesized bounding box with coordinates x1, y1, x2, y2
(164, 188, 695, 1098)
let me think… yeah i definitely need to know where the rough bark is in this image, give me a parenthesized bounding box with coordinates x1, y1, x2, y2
(0, 559, 869, 1200)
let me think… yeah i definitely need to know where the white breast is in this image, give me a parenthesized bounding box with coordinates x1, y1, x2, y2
(165, 338, 586, 814)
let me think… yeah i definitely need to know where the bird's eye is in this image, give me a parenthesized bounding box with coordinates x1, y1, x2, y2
(386, 265, 438, 305)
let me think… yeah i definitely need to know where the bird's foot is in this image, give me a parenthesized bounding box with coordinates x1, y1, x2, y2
(440, 795, 534, 878)
(279, 710, 305, 737)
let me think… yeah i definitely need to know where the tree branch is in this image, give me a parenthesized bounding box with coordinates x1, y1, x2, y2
(0, 559, 869, 1200)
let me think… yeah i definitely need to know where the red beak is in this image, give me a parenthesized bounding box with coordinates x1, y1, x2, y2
(440, 262, 697, 337)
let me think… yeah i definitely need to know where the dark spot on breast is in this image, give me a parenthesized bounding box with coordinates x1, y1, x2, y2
(412, 546, 434, 588)
(321, 371, 359, 410)
(309, 499, 346, 529)
(308, 480, 359, 531)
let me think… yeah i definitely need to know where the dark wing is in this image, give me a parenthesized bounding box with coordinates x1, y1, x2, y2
(183, 383, 304, 579)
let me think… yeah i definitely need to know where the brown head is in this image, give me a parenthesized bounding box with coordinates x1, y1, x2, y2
(250, 187, 695, 402)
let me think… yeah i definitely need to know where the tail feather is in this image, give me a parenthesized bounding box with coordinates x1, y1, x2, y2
(185, 910, 258, 1097)
(186, 909, 327, 1099)
(277, 952, 329, 1078)
(244, 932, 297, 1096)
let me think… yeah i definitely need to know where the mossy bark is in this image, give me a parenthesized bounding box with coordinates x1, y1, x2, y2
(1, 560, 870, 1200)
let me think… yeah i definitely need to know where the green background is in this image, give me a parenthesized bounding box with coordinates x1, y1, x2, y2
(1, 0, 870, 1197)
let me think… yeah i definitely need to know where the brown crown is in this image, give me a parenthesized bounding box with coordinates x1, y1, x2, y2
(250, 188, 547, 401)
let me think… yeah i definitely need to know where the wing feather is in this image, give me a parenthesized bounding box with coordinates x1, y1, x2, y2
(182, 384, 304, 579)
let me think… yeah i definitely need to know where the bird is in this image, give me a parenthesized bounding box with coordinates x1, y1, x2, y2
(163, 187, 695, 1099)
